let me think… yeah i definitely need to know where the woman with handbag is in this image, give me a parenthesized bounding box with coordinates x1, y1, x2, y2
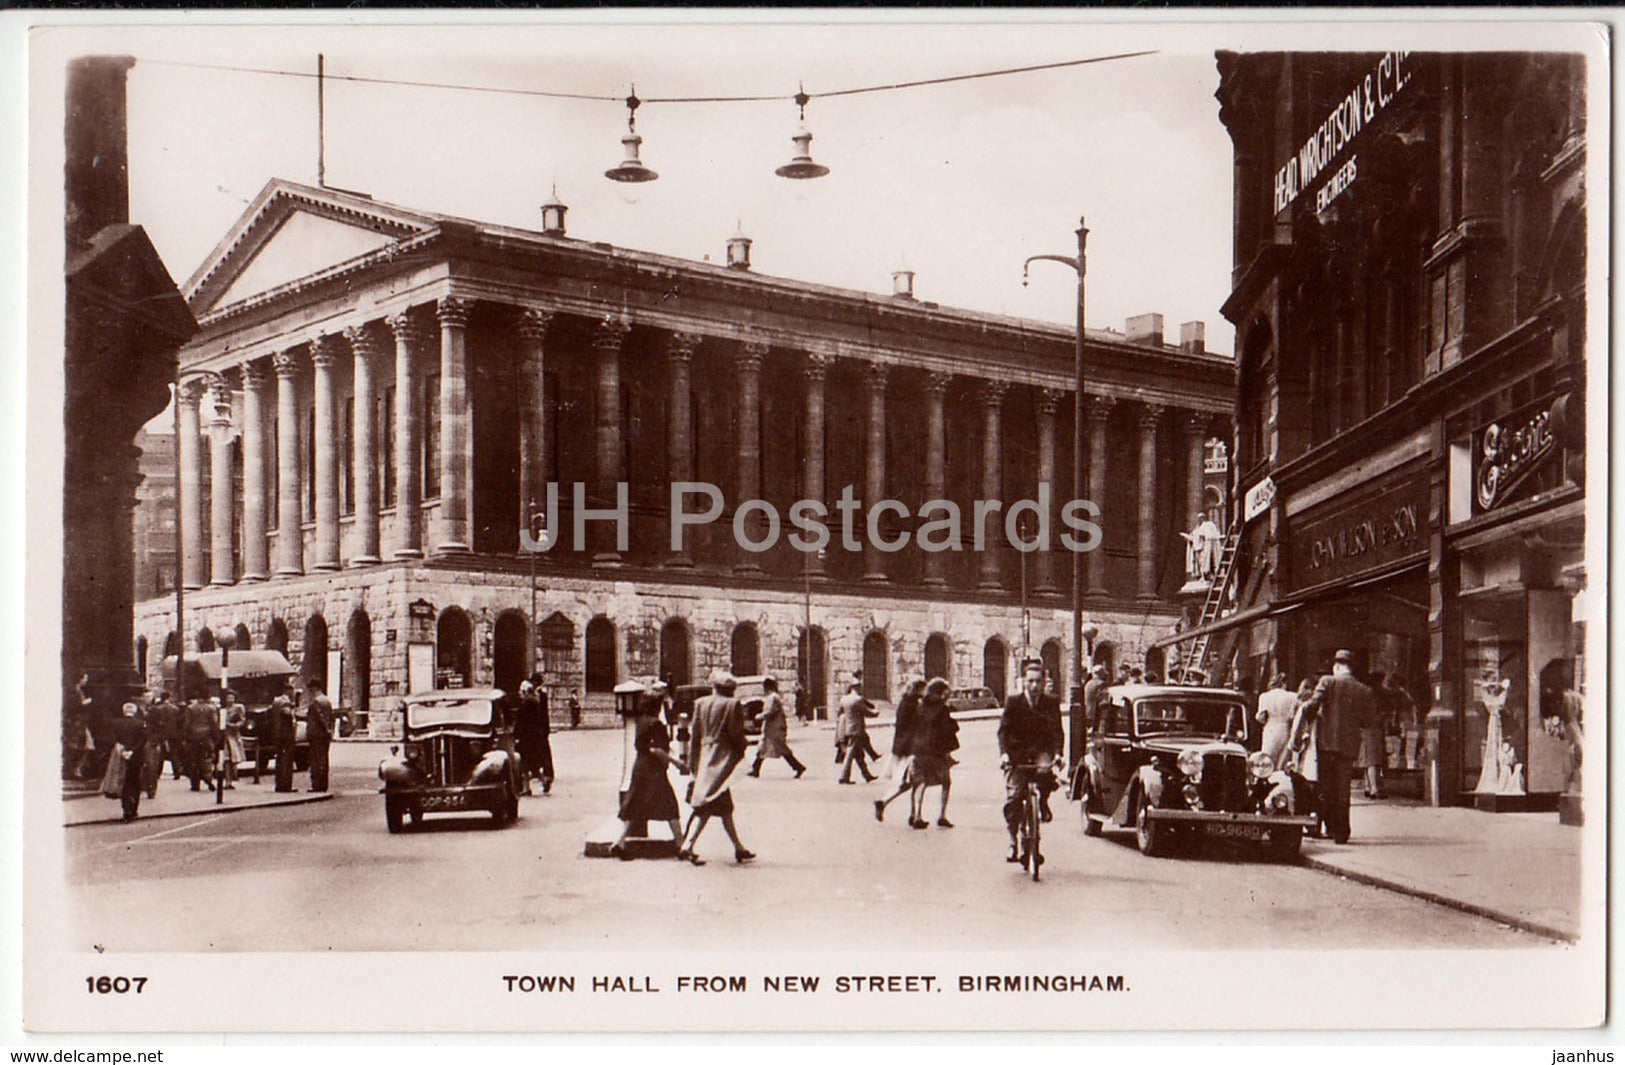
(906, 678, 959, 829)
(610, 690, 689, 860)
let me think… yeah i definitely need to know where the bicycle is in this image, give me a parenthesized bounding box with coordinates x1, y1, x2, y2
(1007, 759, 1060, 882)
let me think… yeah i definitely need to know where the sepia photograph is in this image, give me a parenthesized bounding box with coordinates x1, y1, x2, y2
(11, 11, 1610, 1037)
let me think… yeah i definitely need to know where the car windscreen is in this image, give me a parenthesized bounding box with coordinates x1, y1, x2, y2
(1133, 697, 1246, 739)
(406, 697, 493, 730)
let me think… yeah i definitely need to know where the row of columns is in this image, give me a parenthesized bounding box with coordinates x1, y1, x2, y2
(175, 298, 1222, 601)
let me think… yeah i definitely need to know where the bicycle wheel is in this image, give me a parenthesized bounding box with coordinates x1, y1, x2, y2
(1028, 784, 1044, 882)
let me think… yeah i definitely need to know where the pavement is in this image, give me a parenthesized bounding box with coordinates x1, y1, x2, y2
(1303, 792, 1582, 941)
(63, 773, 333, 826)
(62, 721, 1584, 942)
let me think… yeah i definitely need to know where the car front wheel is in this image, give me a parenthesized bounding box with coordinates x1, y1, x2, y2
(1079, 778, 1104, 837)
(1134, 796, 1168, 857)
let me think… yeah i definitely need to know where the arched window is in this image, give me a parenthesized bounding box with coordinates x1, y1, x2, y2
(861, 630, 889, 703)
(493, 610, 530, 694)
(162, 631, 180, 659)
(923, 632, 952, 684)
(233, 623, 253, 651)
(984, 636, 1009, 700)
(344, 608, 371, 720)
(265, 618, 289, 656)
(1093, 639, 1118, 682)
(797, 626, 828, 719)
(196, 627, 216, 653)
(1041, 638, 1065, 696)
(134, 635, 149, 682)
(1144, 646, 1167, 683)
(436, 608, 472, 689)
(660, 619, 692, 688)
(584, 616, 616, 694)
(538, 612, 575, 684)
(303, 614, 329, 692)
(730, 622, 760, 676)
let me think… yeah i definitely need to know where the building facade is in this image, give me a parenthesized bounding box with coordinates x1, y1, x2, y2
(1201, 51, 1588, 811)
(134, 178, 1234, 730)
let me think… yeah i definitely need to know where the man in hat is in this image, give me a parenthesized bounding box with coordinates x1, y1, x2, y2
(305, 678, 335, 793)
(679, 670, 754, 865)
(999, 658, 1064, 865)
(836, 673, 880, 784)
(1299, 649, 1376, 844)
(515, 676, 553, 794)
(747, 676, 805, 778)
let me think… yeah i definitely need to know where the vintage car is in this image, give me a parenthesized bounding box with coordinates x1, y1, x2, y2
(946, 686, 1001, 715)
(1068, 684, 1314, 860)
(378, 688, 523, 832)
(670, 675, 778, 736)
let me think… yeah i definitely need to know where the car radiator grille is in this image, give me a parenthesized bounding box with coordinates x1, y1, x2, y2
(1199, 752, 1248, 811)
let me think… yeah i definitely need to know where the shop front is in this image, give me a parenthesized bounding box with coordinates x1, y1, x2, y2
(1445, 388, 1586, 814)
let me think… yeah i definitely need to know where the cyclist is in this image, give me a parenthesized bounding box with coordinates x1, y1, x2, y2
(998, 658, 1064, 864)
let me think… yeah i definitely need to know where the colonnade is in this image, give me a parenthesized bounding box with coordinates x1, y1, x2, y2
(175, 297, 1227, 599)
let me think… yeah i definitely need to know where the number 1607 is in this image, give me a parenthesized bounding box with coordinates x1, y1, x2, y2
(86, 976, 146, 993)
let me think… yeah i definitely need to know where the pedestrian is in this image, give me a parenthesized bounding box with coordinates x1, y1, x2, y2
(1299, 650, 1375, 844)
(998, 659, 1063, 865)
(220, 689, 246, 789)
(678, 670, 754, 865)
(101, 701, 148, 822)
(306, 678, 335, 793)
(568, 688, 583, 729)
(794, 684, 810, 724)
(610, 687, 689, 860)
(271, 682, 298, 793)
(1255, 673, 1296, 763)
(874, 678, 926, 822)
(1388, 674, 1420, 770)
(747, 677, 806, 778)
(909, 677, 959, 829)
(516, 677, 554, 794)
(140, 690, 175, 799)
(63, 672, 94, 781)
(181, 696, 218, 792)
(836, 677, 879, 784)
(1284, 678, 1322, 836)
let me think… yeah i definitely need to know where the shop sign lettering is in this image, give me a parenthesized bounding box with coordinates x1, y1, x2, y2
(1273, 51, 1414, 216)
(1474, 404, 1557, 514)
(1244, 475, 1276, 523)
(1309, 502, 1419, 570)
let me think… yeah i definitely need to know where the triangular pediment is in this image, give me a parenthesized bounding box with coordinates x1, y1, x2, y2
(185, 179, 440, 314)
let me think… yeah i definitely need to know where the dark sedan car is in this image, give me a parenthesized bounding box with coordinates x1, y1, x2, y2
(378, 688, 523, 832)
(1068, 684, 1314, 860)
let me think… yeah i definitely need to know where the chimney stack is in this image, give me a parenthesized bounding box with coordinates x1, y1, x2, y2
(1125, 313, 1164, 347)
(891, 269, 916, 300)
(726, 223, 752, 270)
(1179, 321, 1207, 354)
(65, 56, 135, 252)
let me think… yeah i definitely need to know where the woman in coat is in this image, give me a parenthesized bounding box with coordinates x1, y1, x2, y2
(611, 691, 689, 860)
(678, 671, 754, 865)
(907, 678, 959, 829)
(1254, 673, 1297, 764)
(1283, 678, 1323, 837)
(873, 678, 925, 823)
(101, 701, 147, 822)
(221, 691, 246, 788)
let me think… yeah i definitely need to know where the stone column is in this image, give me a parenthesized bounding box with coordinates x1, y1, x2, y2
(176, 376, 206, 590)
(388, 311, 425, 559)
(517, 308, 555, 532)
(734, 340, 767, 574)
(310, 332, 342, 571)
(207, 380, 235, 586)
(1184, 411, 1208, 531)
(346, 322, 385, 565)
(978, 380, 1007, 592)
(802, 350, 832, 576)
(921, 371, 950, 588)
(1085, 396, 1114, 599)
(434, 296, 473, 552)
(1036, 388, 1061, 594)
(273, 350, 305, 577)
(239, 360, 270, 582)
(665, 332, 699, 567)
(862, 361, 888, 583)
(1136, 403, 1164, 600)
(592, 316, 630, 565)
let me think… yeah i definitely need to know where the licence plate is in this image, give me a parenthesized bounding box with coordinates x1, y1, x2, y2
(1207, 822, 1268, 841)
(418, 793, 470, 811)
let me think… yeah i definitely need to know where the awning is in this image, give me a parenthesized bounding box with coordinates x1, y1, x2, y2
(162, 650, 295, 680)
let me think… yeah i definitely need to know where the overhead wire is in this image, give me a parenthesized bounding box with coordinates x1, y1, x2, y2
(142, 50, 1158, 106)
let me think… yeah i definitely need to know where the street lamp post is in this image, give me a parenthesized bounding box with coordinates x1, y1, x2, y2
(1024, 216, 1089, 706)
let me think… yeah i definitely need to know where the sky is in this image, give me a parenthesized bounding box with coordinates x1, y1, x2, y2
(88, 19, 1237, 356)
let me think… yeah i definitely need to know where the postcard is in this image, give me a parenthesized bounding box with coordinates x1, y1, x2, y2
(12, 11, 1610, 1036)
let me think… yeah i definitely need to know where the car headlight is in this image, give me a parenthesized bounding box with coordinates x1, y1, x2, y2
(1247, 751, 1275, 780)
(1177, 749, 1204, 781)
